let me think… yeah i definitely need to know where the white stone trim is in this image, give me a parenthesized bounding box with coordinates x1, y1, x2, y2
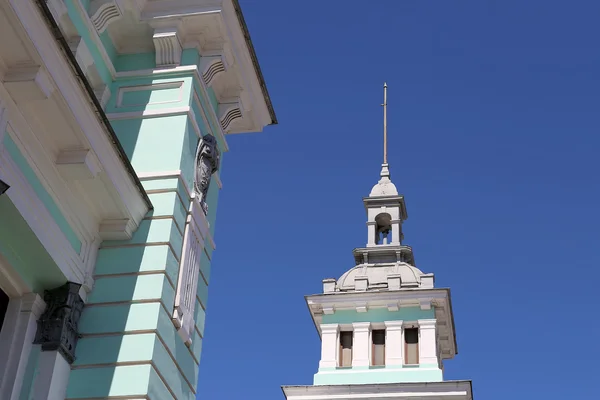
(418, 319, 438, 367)
(106, 106, 190, 120)
(152, 27, 183, 67)
(89, 0, 124, 34)
(55, 149, 102, 181)
(173, 198, 206, 345)
(199, 55, 227, 87)
(283, 381, 473, 399)
(116, 81, 184, 108)
(384, 320, 404, 367)
(218, 100, 243, 132)
(0, 293, 46, 400)
(318, 324, 338, 369)
(3, 65, 55, 104)
(351, 322, 370, 368)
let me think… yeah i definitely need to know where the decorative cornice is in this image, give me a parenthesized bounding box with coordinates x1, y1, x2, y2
(152, 27, 183, 67)
(89, 0, 124, 34)
(200, 56, 227, 87)
(218, 101, 243, 132)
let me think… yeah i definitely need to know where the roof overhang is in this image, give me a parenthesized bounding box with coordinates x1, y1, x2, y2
(89, 0, 276, 134)
(1, 0, 150, 240)
(282, 380, 473, 400)
(305, 288, 458, 359)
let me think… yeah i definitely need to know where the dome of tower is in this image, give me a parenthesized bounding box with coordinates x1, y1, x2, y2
(369, 163, 398, 197)
(369, 179, 398, 197)
(335, 262, 431, 292)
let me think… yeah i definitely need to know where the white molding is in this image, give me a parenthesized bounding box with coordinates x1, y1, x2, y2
(218, 101, 243, 132)
(3, 65, 55, 104)
(99, 218, 135, 240)
(173, 198, 205, 345)
(152, 27, 183, 67)
(106, 106, 190, 120)
(55, 149, 102, 180)
(283, 381, 472, 400)
(89, 0, 124, 34)
(116, 81, 183, 108)
(199, 55, 227, 87)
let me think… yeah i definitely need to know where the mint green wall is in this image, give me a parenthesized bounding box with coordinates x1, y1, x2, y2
(0, 197, 67, 293)
(3, 135, 81, 253)
(68, 67, 221, 399)
(314, 366, 443, 385)
(322, 307, 435, 325)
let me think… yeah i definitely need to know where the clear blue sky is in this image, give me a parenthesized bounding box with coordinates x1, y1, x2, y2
(198, 1, 600, 398)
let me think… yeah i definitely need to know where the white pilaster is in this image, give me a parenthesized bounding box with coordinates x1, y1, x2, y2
(384, 320, 404, 367)
(32, 351, 71, 400)
(0, 294, 46, 400)
(418, 319, 438, 366)
(367, 222, 376, 246)
(351, 322, 370, 367)
(319, 324, 339, 369)
(391, 221, 401, 245)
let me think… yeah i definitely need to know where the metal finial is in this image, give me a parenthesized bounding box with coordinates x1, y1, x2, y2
(382, 82, 388, 164)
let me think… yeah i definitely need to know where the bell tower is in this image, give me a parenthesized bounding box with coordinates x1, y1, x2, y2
(282, 84, 474, 400)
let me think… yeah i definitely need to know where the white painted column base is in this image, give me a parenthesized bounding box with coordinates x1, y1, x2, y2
(33, 351, 71, 400)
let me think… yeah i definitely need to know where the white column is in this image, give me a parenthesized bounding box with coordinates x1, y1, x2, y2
(0, 293, 46, 400)
(384, 320, 403, 366)
(352, 322, 371, 367)
(32, 351, 71, 400)
(319, 324, 339, 369)
(418, 319, 438, 366)
(391, 221, 401, 245)
(367, 222, 376, 246)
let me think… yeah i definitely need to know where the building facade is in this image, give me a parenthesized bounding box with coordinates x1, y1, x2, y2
(282, 91, 473, 400)
(0, 0, 276, 399)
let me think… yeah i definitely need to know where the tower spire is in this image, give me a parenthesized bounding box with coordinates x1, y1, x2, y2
(383, 82, 388, 165)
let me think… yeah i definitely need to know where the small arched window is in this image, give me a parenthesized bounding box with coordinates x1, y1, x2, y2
(375, 213, 392, 245)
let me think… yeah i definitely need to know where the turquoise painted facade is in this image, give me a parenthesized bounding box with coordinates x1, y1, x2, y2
(0, 1, 275, 399)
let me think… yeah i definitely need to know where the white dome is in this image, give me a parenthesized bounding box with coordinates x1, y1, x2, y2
(369, 179, 398, 197)
(337, 262, 425, 291)
(369, 163, 398, 197)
